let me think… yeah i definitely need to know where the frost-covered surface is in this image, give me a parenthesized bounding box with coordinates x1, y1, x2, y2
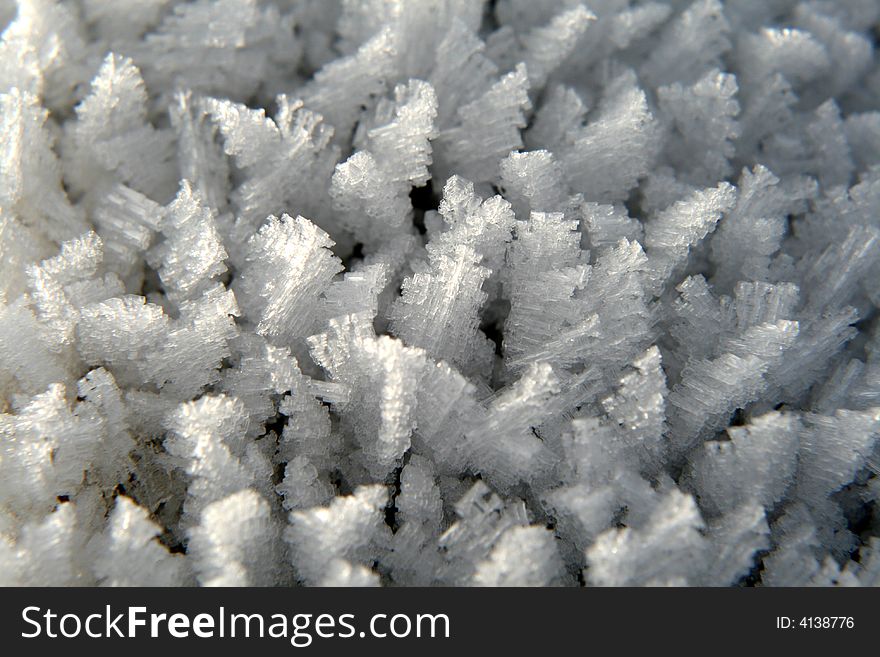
(1, 0, 880, 588)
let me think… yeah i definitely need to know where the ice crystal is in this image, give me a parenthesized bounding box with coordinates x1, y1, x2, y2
(1, 0, 879, 588)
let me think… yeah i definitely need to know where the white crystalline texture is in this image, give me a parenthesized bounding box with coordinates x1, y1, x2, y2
(390, 244, 493, 376)
(473, 525, 563, 586)
(544, 72, 661, 203)
(658, 69, 741, 185)
(505, 210, 583, 298)
(203, 95, 336, 229)
(467, 361, 559, 492)
(640, 0, 732, 88)
(309, 313, 426, 478)
(708, 165, 811, 292)
(519, 5, 595, 90)
(63, 53, 176, 202)
(600, 346, 669, 476)
(163, 394, 272, 524)
(644, 182, 737, 295)
(437, 480, 530, 585)
(235, 213, 342, 345)
(586, 488, 708, 586)
(331, 78, 438, 246)
(434, 63, 531, 185)
(0, 502, 83, 586)
(301, 27, 396, 143)
(667, 320, 800, 460)
(187, 489, 281, 586)
(0, 0, 89, 109)
(1, 89, 87, 243)
(285, 485, 388, 585)
(581, 201, 644, 251)
(499, 150, 571, 217)
(139, 0, 299, 102)
(1, 0, 880, 588)
(504, 237, 651, 385)
(684, 411, 800, 516)
(0, 383, 98, 516)
(91, 183, 163, 279)
(147, 180, 228, 304)
(91, 496, 186, 587)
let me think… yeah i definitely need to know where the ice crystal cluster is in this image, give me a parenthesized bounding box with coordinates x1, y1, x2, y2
(2, 0, 880, 588)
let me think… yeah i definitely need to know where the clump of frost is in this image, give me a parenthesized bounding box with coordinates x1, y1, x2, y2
(1, 0, 880, 588)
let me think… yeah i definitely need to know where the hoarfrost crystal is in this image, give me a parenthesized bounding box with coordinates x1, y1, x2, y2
(1, 0, 879, 588)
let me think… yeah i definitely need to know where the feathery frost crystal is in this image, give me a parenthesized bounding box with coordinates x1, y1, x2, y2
(1, 0, 880, 587)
